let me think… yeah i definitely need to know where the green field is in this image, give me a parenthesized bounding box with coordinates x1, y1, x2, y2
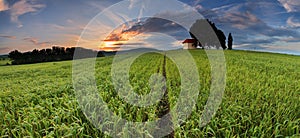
(0, 59, 10, 66)
(0, 50, 299, 137)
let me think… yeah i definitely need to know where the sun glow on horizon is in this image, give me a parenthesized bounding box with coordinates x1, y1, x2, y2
(99, 40, 127, 51)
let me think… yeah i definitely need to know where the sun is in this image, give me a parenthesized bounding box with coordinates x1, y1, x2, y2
(99, 41, 126, 51)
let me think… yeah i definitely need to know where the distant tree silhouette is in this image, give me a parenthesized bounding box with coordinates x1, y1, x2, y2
(228, 33, 233, 50)
(8, 46, 105, 65)
(189, 19, 227, 49)
(8, 50, 22, 65)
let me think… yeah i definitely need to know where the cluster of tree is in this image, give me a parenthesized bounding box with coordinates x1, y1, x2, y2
(8, 46, 105, 65)
(189, 19, 233, 50)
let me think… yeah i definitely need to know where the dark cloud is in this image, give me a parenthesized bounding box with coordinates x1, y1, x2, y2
(106, 17, 190, 42)
(131, 17, 190, 39)
(196, 1, 300, 46)
(218, 11, 300, 38)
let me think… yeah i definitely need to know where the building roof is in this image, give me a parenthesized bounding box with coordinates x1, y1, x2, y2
(182, 39, 196, 44)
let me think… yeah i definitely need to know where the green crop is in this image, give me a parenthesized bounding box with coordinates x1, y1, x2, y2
(0, 50, 299, 137)
(0, 58, 10, 66)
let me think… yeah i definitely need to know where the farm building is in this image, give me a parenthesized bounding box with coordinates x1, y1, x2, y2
(182, 39, 197, 49)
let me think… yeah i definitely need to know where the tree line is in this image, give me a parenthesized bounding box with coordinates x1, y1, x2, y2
(8, 46, 105, 65)
(190, 19, 233, 50)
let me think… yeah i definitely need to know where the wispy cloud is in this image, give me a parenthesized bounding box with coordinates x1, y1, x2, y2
(278, 0, 300, 13)
(51, 24, 65, 30)
(0, 35, 16, 39)
(50, 19, 85, 32)
(23, 37, 51, 46)
(199, 1, 300, 45)
(287, 16, 300, 27)
(220, 11, 259, 29)
(0, 0, 9, 12)
(10, 0, 45, 28)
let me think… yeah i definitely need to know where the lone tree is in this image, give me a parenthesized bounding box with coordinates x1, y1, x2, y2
(228, 33, 233, 50)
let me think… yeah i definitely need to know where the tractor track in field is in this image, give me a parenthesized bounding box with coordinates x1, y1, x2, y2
(156, 53, 174, 138)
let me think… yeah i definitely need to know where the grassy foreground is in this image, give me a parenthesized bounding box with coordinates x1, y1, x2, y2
(0, 50, 299, 137)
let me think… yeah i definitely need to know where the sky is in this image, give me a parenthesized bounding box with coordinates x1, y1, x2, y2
(0, 0, 300, 55)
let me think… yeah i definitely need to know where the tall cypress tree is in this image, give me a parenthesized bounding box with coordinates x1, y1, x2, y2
(228, 33, 233, 50)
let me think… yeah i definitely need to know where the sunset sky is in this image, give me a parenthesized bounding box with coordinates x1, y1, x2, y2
(0, 0, 300, 55)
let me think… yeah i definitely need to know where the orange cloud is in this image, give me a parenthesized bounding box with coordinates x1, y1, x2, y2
(10, 0, 45, 27)
(0, 0, 9, 12)
(99, 24, 142, 51)
(104, 23, 143, 41)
